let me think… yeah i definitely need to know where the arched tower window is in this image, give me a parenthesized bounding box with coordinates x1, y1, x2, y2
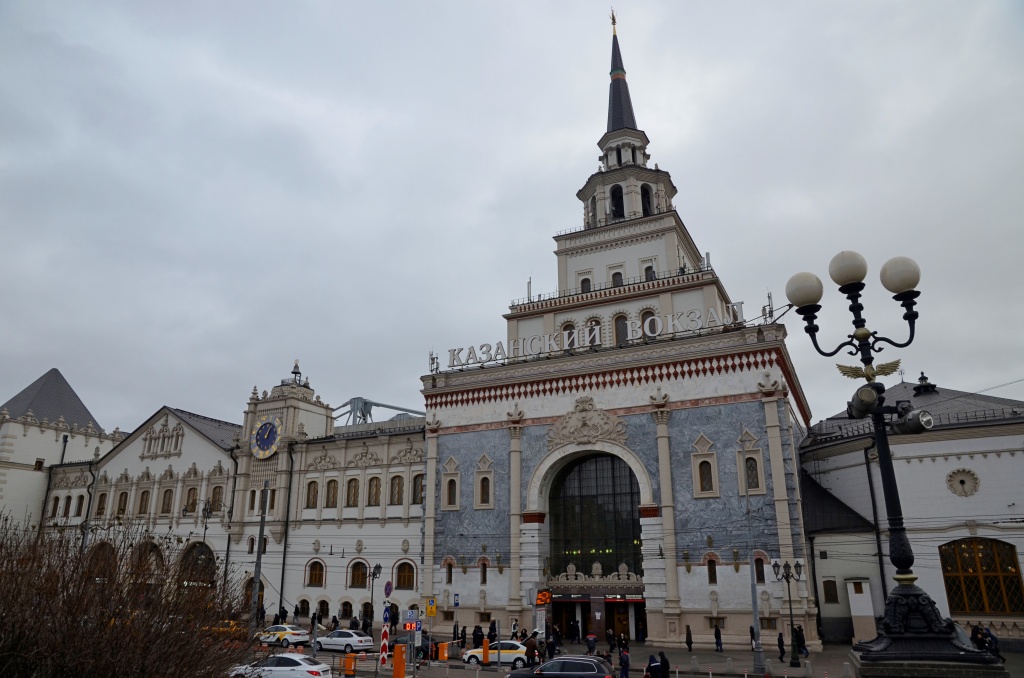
(306, 481, 319, 509)
(62, 496, 71, 518)
(138, 491, 150, 515)
(50, 496, 59, 518)
(351, 562, 368, 588)
(589, 196, 597, 228)
(185, 488, 197, 512)
(162, 489, 173, 514)
(249, 490, 256, 512)
(640, 310, 656, 341)
(745, 457, 761, 490)
(615, 147, 622, 167)
(325, 480, 338, 508)
(641, 184, 653, 216)
(644, 265, 656, 281)
(396, 562, 415, 589)
(940, 538, 1024, 614)
(446, 478, 457, 507)
(96, 493, 107, 517)
(117, 492, 128, 517)
(614, 315, 629, 347)
(412, 474, 425, 504)
(307, 561, 325, 587)
(367, 477, 381, 506)
(610, 185, 625, 220)
(479, 477, 491, 505)
(248, 537, 255, 554)
(480, 562, 488, 585)
(755, 557, 766, 584)
(446, 563, 453, 584)
(211, 486, 223, 511)
(580, 278, 592, 293)
(341, 601, 353, 618)
(699, 461, 715, 493)
(299, 600, 310, 617)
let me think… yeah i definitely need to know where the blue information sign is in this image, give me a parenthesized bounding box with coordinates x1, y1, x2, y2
(454, 593, 460, 607)
(382, 607, 390, 623)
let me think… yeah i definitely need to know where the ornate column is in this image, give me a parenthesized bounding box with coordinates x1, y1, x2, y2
(423, 415, 440, 597)
(506, 404, 524, 613)
(651, 392, 682, 635)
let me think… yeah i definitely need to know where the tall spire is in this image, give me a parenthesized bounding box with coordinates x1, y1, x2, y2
(607, 11, 637, 132)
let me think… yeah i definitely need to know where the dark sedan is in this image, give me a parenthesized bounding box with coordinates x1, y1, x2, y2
(509, 655, 614, 678)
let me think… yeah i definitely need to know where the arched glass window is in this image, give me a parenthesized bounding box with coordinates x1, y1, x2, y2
(248, 537, 255, 554)
(325, 480, 338, 508)
(580, 278, 592, 293)
(562, 323, 576, 350)
(480, 477, 490, 505)
(480, 562, 488, 585)
(745, 457, 760, 490)
(699, 461, 714, 493)
(75, 495, 85, 517)
(300, 600, 310, 617)
(641, 184, 653, 217)
(261, 537, 268, 554)
(640, 310, 656, 341)
(446, 563, 453, 584)
(308, 561, 325, 587)
(211, 486, 223, 511)
(755, 557, 765, 584)
(346, 479, 359, 507)
(185, 487, 197, 512)
(96, 493, 107, 517)
(397, 562, 415, 589)
(367, 477, 381, 506)
(940, 538, 1024, 614)
(610, 185, 625, 219)
(614, 315, 629, 347)
(446, 478, 457, 507)
(306, 481, 318, 509)
(62, 496, 71, 518)
(351, 562, 368, 588)
(162, 489, 173, 514)
(117, 492, 128, 517)
(708, 559, 718, 585)
(612, 271, 624, 287)
(549, 454, 642, 578)
(342, 601, 353, 618)
(50, 496, 59, 518)
(644, 265, 655, 281)
(318, 601, 330, 621)
(248, 490, 255, 512)
(412, 474, 425, 504)
(138, 491, 150, 515)
(389, 476, 404, 505)
(269, 489, 276, 511)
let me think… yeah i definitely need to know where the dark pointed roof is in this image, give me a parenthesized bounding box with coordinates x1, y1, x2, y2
(800, 472, 875, 534)
(607, 31, 638, 132)
(1, 368, 102, 430)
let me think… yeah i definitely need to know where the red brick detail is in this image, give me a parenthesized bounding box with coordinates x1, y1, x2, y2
(522, 512, 546, 524)
(639, 506, 660, 518)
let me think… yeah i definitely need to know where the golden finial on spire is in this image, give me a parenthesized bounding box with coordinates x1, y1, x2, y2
(610, 7, 617, 34)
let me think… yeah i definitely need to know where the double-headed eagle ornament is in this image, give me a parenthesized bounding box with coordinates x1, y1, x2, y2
(836, 359, 901, 383)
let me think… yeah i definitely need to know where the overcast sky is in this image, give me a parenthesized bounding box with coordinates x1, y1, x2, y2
(2, 1, 1022, 433)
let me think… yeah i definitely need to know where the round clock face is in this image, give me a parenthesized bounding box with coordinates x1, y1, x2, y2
(250, 415, 282, 459)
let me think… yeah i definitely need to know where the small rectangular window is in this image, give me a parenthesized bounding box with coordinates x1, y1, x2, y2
(707, 560, 718, 585)
(478, 612, 491, 623)
(823, 579, 840, 604)
(819, 551, 828, 560)
(759, 618, 777, 630)
(442, 611, 455, 622)
(707, 617, 725, 629)
(34, 459, 44, 471)
(853, 581, 864, 594)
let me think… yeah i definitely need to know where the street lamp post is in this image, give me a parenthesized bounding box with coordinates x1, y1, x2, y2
(370, 563, 383, 678)
(182, 499, 213, 543)
(772, 560, 803, 668)
(785, 251, 1000, 666)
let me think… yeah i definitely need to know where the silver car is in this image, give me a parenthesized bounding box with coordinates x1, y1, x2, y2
(315, 629, 375, 653)
(230, 653, 332, 677)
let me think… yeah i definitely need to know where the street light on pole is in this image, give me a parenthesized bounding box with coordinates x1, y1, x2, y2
(182, 498, 213, 543)
(785, 251, 1001, 666)
(772, 560, 803, 669)
(371, 563, 383, 678)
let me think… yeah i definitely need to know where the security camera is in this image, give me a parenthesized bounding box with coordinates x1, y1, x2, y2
(847, 384, 880, 419)
(892, 409, 934, 435)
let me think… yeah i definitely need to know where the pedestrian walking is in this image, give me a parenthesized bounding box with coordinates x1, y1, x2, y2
(607, 628, 616, 653)
(272, 613, 280, 626)
(294, 604, 301, 622)
(984, 627, 1006, 663)
(619, 633, 629, 654)
(713, 624, 722, 652)
(257, 605, 266, 626)
(645, 654, 660, 678)
(749, 625, 756, 650)
(488, 620, 498, 644)
(280, 606, 288, 624)
(546, 635, 557, 660)
(586, 633, 597, 656)
(511, 618, 519, 640)
(796, 625, 809, 657)
(658, 650, 670, 678)
(525, 631, 539, 667)
(777, 632, 785, 661)
(460, 625, 467, 649)
(331, 615, 339, 632)
(472, 625, 484, 649)
(350, 615, 359, 630)
(619, 648, 630, 678)
(685, 625, 692, 652)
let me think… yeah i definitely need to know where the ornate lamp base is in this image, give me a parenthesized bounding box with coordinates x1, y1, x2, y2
(854, 580, 1002, 667)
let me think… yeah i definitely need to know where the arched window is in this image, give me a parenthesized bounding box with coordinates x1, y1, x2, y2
(50, 496, 59, 518)
(644, 265, 655, 281)
(96, 493, 107, 517)
(480, 477, 490, 505)
(707, 559, 718, 585)
(755, 557, 765, 584)
(346, 479, 359, 507)
(325, 480, 338, 508)
(308, 561, 325, 587)
(413, 474, 425, 504)
(562, 323, 576, 350)
(615, 147, 622, 167)
(640, 310, 656, 341)
(612, 271, 624, 287)
(481, 562, 488, 585)
(138, 491, 150, 515)
(249, 490, 256, 512)
(361, 602, 372, 620)
(75, 495, 85, 517)
(161, 489, 173, 514)
(940, 538, 1024, 614)
(261, 537, 268, 554)
(269, 489, 276, 510)
(641, 184, 653, 217)
(610, 185, 625, 219)
(62, 496, 71, 518)
(699, 461, 714, 493)
(580, 278, 592, 293)
(745, 457, 761, 490)
(299, 600, 310, 617)
(341, 601, 353, 618)
(367, 477, 381, 506)
(589, 196, 597, 228)
(396, 562, 415, 589)
(117, 492, 128, 517)
(389, 476, 404, 505)
(614, 315, 629, 347)
(446, 478, 457, 507)
(318, 601, 330, 621)
(211, 486, 223, 511)
(351, 562, 368, 588)
(185, 487, 197, 512)
(248, 537, 255, 554)
(306, 481, 318, 509)
(446, 563, 453, 584)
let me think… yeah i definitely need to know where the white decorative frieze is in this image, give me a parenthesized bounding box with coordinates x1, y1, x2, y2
(547, 396, 627, 450)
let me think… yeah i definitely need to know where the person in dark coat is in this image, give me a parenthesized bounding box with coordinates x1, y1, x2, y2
(645, 654, 660, 678)
(984, 627, 1006, 663)
(331, 615, 339, 632)
(294, 604, 301, 622)
(713, 624, 722, 652)
(795, 625, 809, 657)
(460, 625, 467, 649)
(350, 615, 359, 630)
(585, 633, 597, 655)
(777, 632, 785, 662)
(280, 606, 288, 624)
(525, 632, 539, 667)
(749, 625, 756, 650)
(685, 625, 692, 652)
(362, 616, 371, 635)
(272, 613, 280, 626)
(619, 633, 629, 654)
(546, 635, 557, 660)
(658, 650, 670, 678)
(618, 649, 630, 678)
(472, 625, 484, 649)
(488, 620, 498, 644)
(607, 628, 616, 653)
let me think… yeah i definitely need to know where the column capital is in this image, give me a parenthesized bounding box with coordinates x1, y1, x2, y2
(426, 415, 442, 436)
(651, 410, 670, 426)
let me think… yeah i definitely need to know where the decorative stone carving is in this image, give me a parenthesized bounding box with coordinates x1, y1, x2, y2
(183, 462, 200, 480)
(425, 415, 442, 435)
(760, 589, 770, 616)
(401, 539, 410, 553)
(650, 386, 669, 409)
(348, 443, 382, 467)
(693, 434, 714, 456)
(209, 460, 225, 477)
(159, 465, 176, 481)
(313, 539, 321, 553)
(947, 468, 979, 497)
(710, 590, 720, 617)
(116, 469, 132, 485)
(355, 539, 363, 553)
(309, 449, 339, 470)
(391, 439, 423, 464)
(547, 397, 627, 450)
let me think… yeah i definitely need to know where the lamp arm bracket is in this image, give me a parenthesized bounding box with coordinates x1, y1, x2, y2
(810, 332, 856, 358)
(870, 323, 916, 351)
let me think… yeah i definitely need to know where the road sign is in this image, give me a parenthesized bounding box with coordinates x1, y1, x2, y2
(426, 598, 436, 617)
(416, 620, 422, 631)
(453, 593, 460, 607)
(384, 580, 393, 598)
(406, 609, 416, 621)
(383, 607, 391, 624)
(380, 625, 389, 666)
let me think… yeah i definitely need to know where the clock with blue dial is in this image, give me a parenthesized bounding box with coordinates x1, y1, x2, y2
(250, 414, 283, 459)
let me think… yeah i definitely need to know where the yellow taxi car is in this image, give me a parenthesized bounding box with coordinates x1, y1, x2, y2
(462, 640, 528, 668)
(254, 624, 311, 648)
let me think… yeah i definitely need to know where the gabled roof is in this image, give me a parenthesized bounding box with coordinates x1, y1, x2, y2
(1, 368, 102, 431)
(805, 374, 1024, 446)
(170, 408, 241, 450)
(800, 472, 875, 534)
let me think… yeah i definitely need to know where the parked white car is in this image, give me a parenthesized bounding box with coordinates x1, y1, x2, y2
(315, 629, 375, 653)
(229, 653, 331, 677)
